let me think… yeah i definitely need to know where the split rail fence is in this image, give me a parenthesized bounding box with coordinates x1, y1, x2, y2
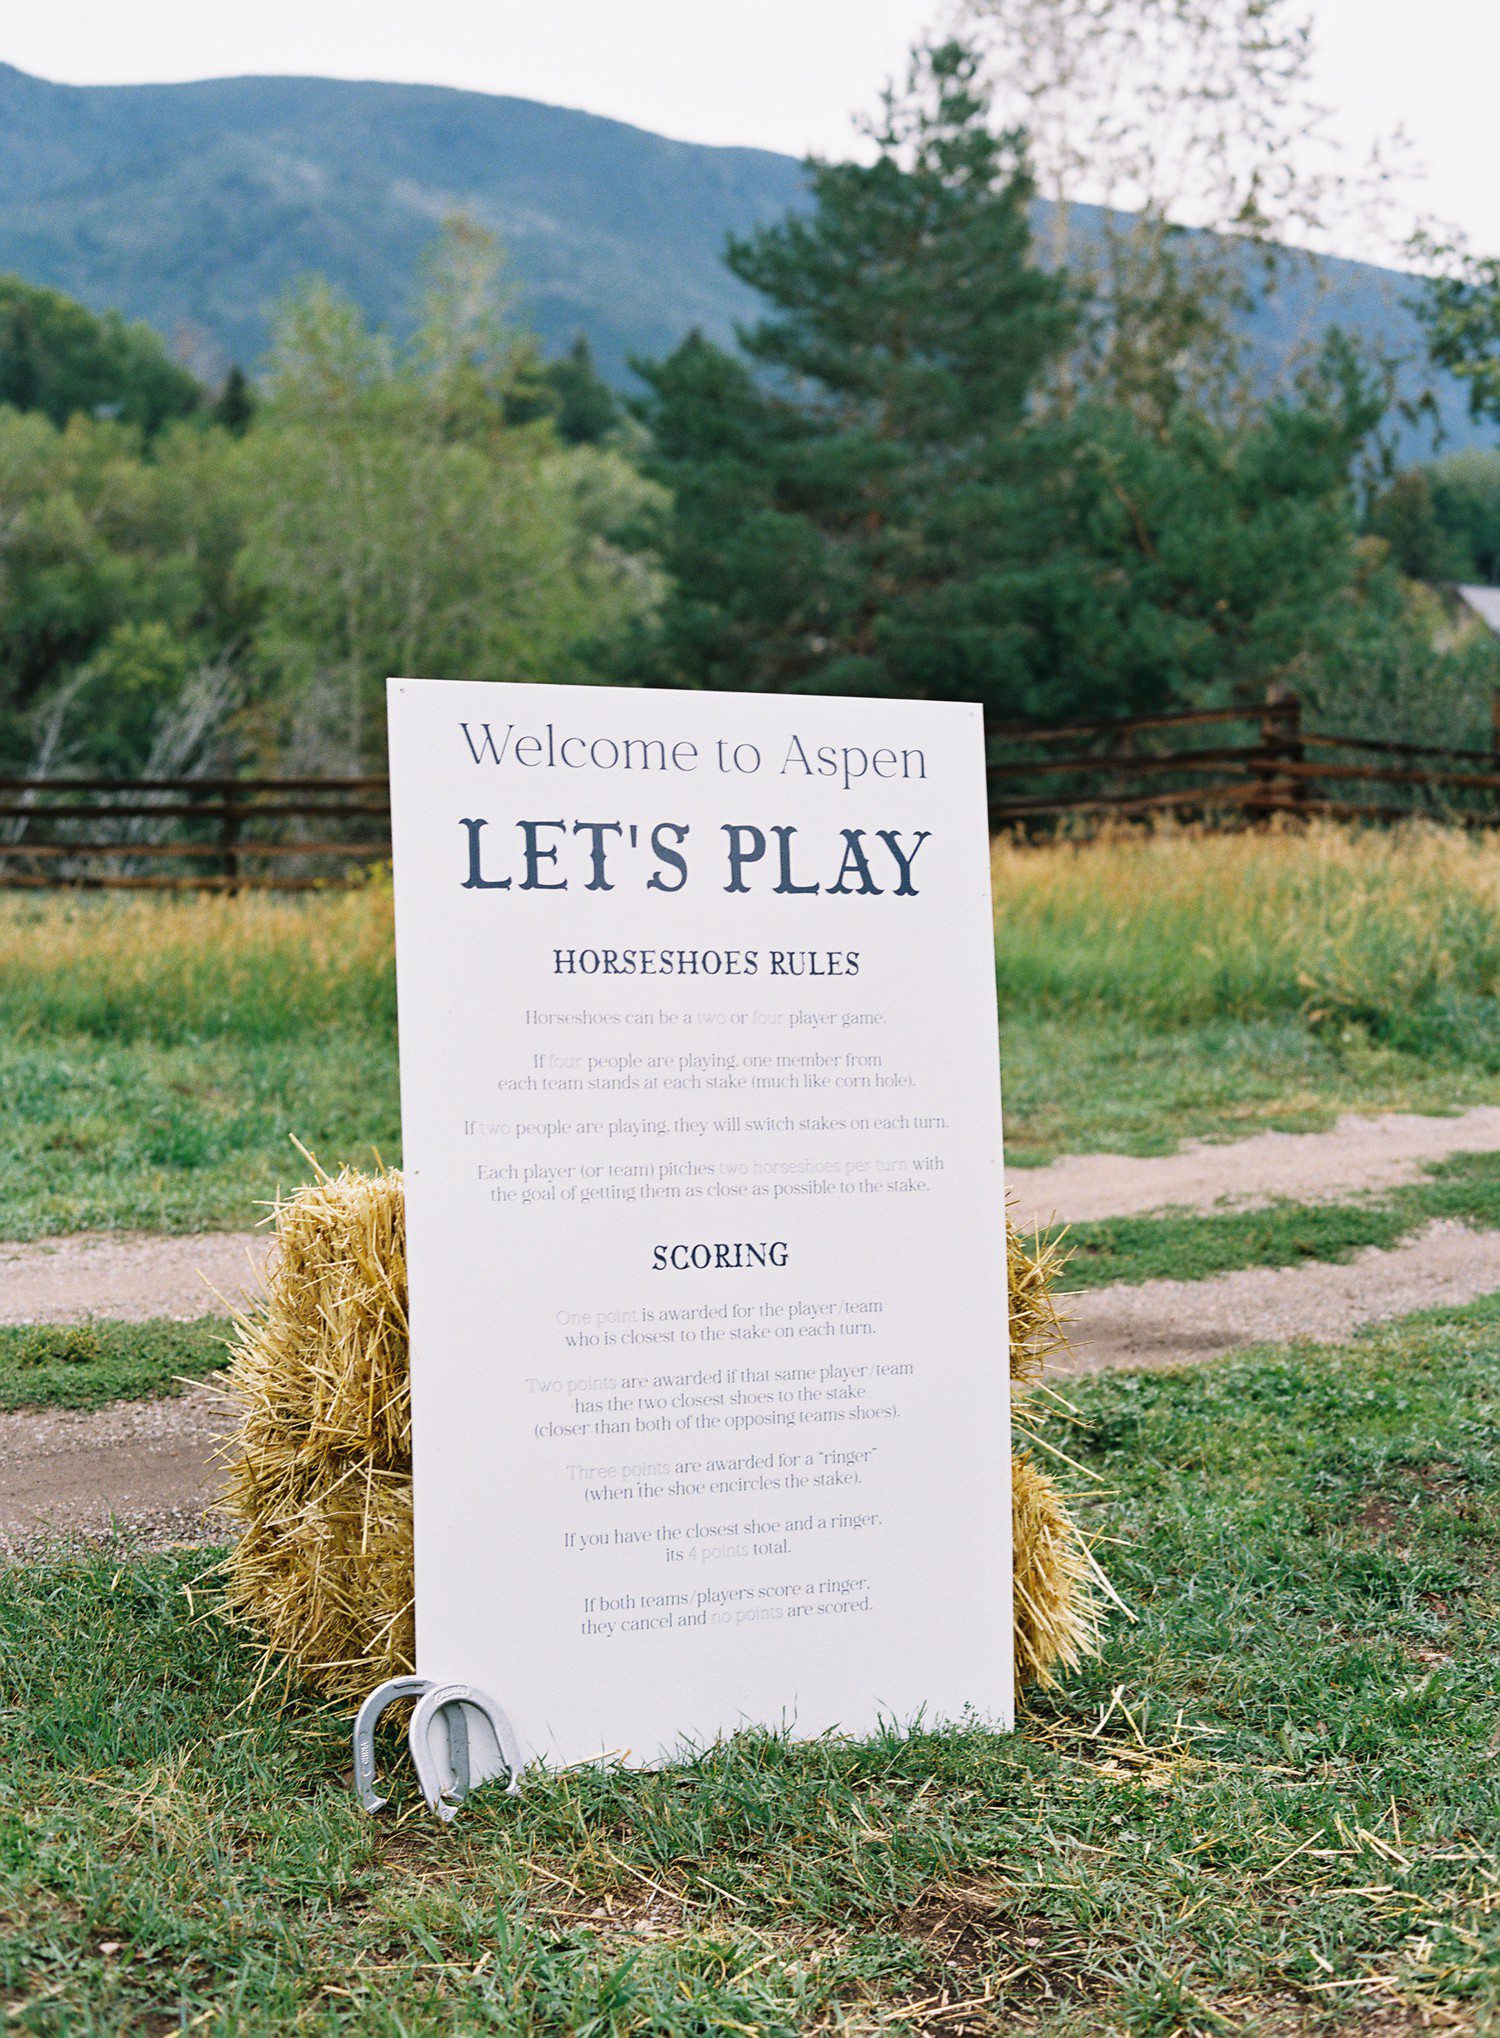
(2, 688, 1499, 888)
(0, 776, 390, 889)
(985, 688, 1500, 833)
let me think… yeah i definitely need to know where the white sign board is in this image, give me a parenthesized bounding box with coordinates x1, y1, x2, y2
(387, 678, 1012, 1767)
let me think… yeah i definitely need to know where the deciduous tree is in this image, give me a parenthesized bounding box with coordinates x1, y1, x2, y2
(238, 223, 661, 766)
(0, 275, 203, 434)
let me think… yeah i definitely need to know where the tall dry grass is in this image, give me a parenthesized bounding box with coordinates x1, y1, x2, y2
(0, 880, 396, 1043)
(992, 821, 1500, 1061)
(1, 823, 1496, 1060)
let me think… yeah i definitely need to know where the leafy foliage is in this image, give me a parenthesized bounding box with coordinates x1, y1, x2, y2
(211, 364, 256, 436)
(962, 0, 1421, 433)
(1416, 239, 1500, 431)
(236, 242, 659, 768)
(1369, 449, 1500, 585)
(0, 273, 203, 433)
(0, 49, 1488, 770)
(0, 408, 247, 769)
(0, 226, 661, 776)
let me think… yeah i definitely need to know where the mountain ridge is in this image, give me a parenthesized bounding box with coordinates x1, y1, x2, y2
(0, 62, 1490, 458)
(0, 63, 805, 381)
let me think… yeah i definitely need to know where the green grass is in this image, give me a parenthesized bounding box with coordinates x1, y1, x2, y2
(999, 1013, 1500, 1164)
(1, 1307, 1495, 2033)
(6, 828, 1500, 1239)
(0, 1318, 231, 1411)
(0, 1035, 399, 1240)
(6, 1018, 1496, 1241)
(1062, 1148, 1500, 1289)
(990, 823, 1500, 1063)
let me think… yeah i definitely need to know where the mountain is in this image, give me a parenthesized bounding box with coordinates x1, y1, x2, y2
(0, 62, 1490, 457)
(0, 64, 805, 383)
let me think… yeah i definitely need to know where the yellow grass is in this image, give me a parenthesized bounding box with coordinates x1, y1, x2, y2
(3, 820, 1495, 1053)
(0, 880, 397, 1042)
(991, 819, 1500, 1046)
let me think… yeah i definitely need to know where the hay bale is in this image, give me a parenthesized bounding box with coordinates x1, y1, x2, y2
(1005, 1216, 1104, 1685)
(219, 1166, 415, 1704)
(1010, 1449, 1099, 1687)
(221, 1168, 1101, 1704)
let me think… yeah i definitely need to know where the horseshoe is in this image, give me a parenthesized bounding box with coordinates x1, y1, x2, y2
(408, 1682, 525, 1820)
(352, 1675, 432, 1812)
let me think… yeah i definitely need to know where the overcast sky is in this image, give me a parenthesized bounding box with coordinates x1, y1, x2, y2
(9, 1, 1500, 262)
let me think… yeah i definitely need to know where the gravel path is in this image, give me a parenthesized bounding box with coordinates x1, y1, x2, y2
(1009, 1104, 1500, 1228)
(6, 1106, 1500, 1328)
(5, 1216, 1500, 1545)
(5, 1110, 1500, 1545)
(1055, 1217, 1500, 1374)
(0, 1381, 232, 1555)
(0, 1229, 267, 1326)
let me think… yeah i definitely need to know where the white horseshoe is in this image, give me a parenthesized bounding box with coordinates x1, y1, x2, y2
(408, 1682, 524, 1819)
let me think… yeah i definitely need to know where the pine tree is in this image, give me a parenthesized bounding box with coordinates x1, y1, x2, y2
(213, 364, 256, 435)
(633, 41, 1076, 703)
(545, 334, 620, 444)
(630, 39, 1392, 724)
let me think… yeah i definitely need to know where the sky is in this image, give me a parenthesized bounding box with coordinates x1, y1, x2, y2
(7, 0, 1500, 262)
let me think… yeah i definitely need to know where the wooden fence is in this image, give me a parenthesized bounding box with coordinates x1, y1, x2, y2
(986, 688, 1500, 831)
(0, 777, 389, 889)
(2, 689, 1498, 886)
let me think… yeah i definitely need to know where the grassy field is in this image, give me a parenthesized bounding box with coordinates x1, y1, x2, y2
(0, 1319, 231, 1411)
(4, 822, 1500, 1239)
(0, 1303, 1494, 2034)
(990, 823, 1500, 1058)
(3, 831, 1496, 2031)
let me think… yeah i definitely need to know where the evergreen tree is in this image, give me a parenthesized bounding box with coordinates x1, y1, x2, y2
(544, 334, 620, 444)
(1425, 451, 1500, 584)
(632, 41, 1076, 702)
(213, 364, 256, 435)
(631, 40, 1395, 723)
(1043, 340, 1392, 716)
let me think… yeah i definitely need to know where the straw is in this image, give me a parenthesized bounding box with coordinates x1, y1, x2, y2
(220, 1169, 1103, 1703)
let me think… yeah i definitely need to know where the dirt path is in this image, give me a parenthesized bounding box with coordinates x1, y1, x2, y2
(0, 1229, 267, 1326)
(6, 1109, 1500, 1542)
(1055, 1217, 1500, 1374)
(4, 1216, 1500, 1545)
(7, 1107, 1500, 1330)
(1009, 1104, 1500, 1228)
(0, 1382, 231, 1555)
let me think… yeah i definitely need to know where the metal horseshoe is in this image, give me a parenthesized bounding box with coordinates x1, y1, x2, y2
(408, 1682, 524, 1820)
(352, 1675, 432, 1812)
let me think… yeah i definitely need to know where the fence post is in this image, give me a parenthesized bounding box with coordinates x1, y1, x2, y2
(1104, 720, 1136, 815)
(220, 793, 241, 891)
(1260, 683, 1304, 823)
